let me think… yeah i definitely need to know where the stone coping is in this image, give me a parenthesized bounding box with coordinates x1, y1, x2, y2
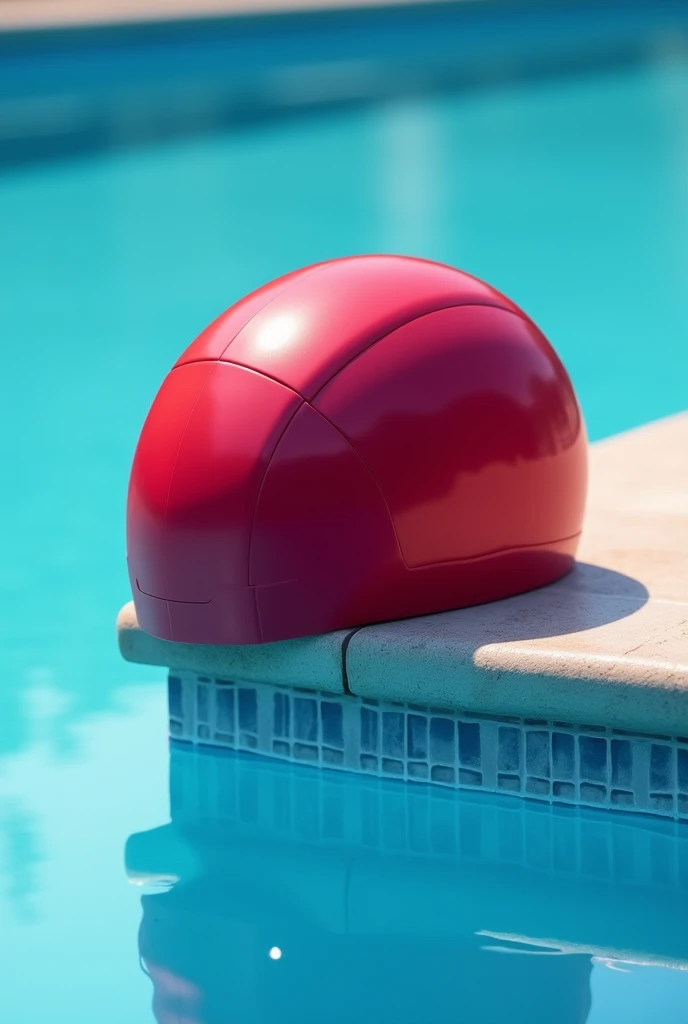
(118, 602, 350, 694)
(118, 412, 688, 735)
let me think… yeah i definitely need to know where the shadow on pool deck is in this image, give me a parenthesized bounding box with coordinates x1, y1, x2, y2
(118, 558, 650, 660)
(389, 560, 651, 647)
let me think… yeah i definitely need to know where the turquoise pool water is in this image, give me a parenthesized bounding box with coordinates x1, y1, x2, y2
(1, 33, 688, 1023)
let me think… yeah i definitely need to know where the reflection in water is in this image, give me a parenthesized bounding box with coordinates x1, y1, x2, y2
(0, 799, 43, 921)
(127, 748, 688, 1024)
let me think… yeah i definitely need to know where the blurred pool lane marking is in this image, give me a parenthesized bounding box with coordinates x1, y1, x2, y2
(378, 95, 444, 259)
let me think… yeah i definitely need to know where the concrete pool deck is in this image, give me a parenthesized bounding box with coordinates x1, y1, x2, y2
(118, 411, 688, 736)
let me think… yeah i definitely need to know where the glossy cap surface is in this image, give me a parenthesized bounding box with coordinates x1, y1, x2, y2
(127, 255, 587, 644)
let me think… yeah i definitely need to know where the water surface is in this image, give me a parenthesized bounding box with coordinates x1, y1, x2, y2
(1, 45, 687, 1023)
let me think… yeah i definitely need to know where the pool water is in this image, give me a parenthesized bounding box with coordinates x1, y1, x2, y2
(1, 36, 688, 1024)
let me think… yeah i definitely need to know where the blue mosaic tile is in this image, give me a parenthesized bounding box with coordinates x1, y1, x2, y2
(240, 733, 257, 749)
(430, 716, 455, 765)
(382, 757, 404, 775)
(273, 692, 289, 739)
(197, 724, 210, 740)
(458, 769, 482, 786)
(679, 795, 688, 819)
(196, 683, 209, 724)
(579, 736, 607, 783)
(360, 754, 378, 773)
(498, 774, 521, 792)
(431, 764, 455, 784)
(215, 728, 236, 749)
(322, 747, 344, 766)
(650, 794, 674, 814)
(273, 740, 290, 757)
(168, 676, 182, 719)
(526, 731, 550, 778)
(407, 714, 428, 760)
(361, 707, 379, 753)
(580, 783, 607, 804)
(498, 727, 521, 772)
(169, 719, 183, 736)
(553, 781, 576, 801)
(611, 789, 634, 807)
(294, 742, 318, 762)
(321, 702, 343, 749)
(408, 761, 428, 779)
(552, 732, 575, 780)
(294, 697, 318, 743)
(611, 739, 632, 788)
(678, 748, 688, 792)
(382, 711, 405, 759)
(458, 721, 481, 768)
(238, 689, 257, 734)
(216, 687, 235, 734)
(526, 777, 550, 796)
(650, 744, 673, 792)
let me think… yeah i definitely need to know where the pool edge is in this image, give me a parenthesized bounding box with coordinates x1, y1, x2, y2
(117, 411, 688, 736)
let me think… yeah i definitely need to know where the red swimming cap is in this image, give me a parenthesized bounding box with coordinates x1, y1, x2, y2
(127, 255, 587, 644)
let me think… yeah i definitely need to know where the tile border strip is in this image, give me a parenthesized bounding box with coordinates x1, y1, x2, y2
(169, 671, 688, 822)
